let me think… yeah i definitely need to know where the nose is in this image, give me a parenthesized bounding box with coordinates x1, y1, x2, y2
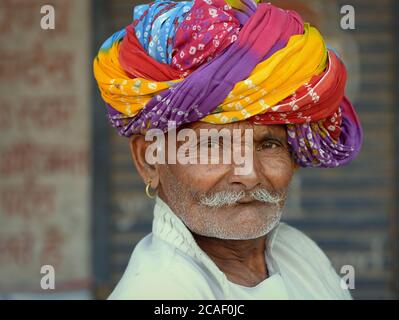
(227, 153, 261, 191)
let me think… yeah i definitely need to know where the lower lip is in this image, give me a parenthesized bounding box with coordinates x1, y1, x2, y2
(236, 201, 275, 206)
(237, 200, 260, 205)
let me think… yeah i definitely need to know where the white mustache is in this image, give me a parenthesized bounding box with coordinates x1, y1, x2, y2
(198, 188, 283, 208)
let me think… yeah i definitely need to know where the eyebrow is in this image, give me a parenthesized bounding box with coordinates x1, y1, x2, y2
(174, 128, 288, 146)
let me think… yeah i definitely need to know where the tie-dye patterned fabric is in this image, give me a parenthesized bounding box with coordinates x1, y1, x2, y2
(133, 1, 193, 65)
(93, 0, 363, 168)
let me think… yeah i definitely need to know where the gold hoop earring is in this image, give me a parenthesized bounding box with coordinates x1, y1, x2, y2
(145, 180, 157, 199)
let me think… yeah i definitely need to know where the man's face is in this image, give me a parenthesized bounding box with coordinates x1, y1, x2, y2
(156, 121, 296, 240)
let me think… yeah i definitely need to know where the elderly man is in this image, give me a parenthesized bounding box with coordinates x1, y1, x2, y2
(94, 0, 362, 299)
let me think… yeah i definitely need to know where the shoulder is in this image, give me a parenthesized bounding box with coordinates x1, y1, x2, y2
(273, 222, 331, 267)
(108, 234, 217, 300)
(272, 222, 352, 299)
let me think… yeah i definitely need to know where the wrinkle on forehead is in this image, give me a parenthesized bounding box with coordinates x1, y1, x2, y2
(177, 120, 287, 141)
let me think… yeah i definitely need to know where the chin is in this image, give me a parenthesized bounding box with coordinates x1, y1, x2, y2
(208, 217, 277, 240)
(185, 204, 282, 239)
(223, 203, 276, 220)
(218, 207, 282, 240)
(213, 228, 270, 240)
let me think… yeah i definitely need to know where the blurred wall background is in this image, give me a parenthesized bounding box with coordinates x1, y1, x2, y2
(0, 0, 398, 300)
(0, 0, 91, 299)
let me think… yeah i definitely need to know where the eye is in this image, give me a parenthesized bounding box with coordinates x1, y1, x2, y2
(207, 140, 220, 149)
(202, 137, 224, 149)
(198, 139, 219, 149)
(257, 140, 281, 151)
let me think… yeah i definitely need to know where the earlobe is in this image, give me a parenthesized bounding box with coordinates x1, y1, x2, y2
(145, 178, 158, 199)
(129, 135, 160, 188)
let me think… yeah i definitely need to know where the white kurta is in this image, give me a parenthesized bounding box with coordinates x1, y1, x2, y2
(109, 197, 352, 300)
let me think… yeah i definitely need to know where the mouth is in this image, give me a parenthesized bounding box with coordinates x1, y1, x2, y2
(236, 197, 277, 206)
(236, 196, 257, 205)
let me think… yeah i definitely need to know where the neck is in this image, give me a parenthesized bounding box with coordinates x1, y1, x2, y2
(192, 233, 269, 287)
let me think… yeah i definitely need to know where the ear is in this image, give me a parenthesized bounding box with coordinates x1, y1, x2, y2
(290, 153, 300, 172)
(287, 147, 300, 172)
(129, 135, 160, 189)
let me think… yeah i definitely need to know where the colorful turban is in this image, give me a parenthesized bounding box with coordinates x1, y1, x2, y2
(93, 0, 363, 168)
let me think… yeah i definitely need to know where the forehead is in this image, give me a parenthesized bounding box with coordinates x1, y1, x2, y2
(180, 121, 287, 140)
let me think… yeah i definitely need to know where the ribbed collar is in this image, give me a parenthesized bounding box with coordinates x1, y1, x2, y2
(152, 196, 281, 298)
